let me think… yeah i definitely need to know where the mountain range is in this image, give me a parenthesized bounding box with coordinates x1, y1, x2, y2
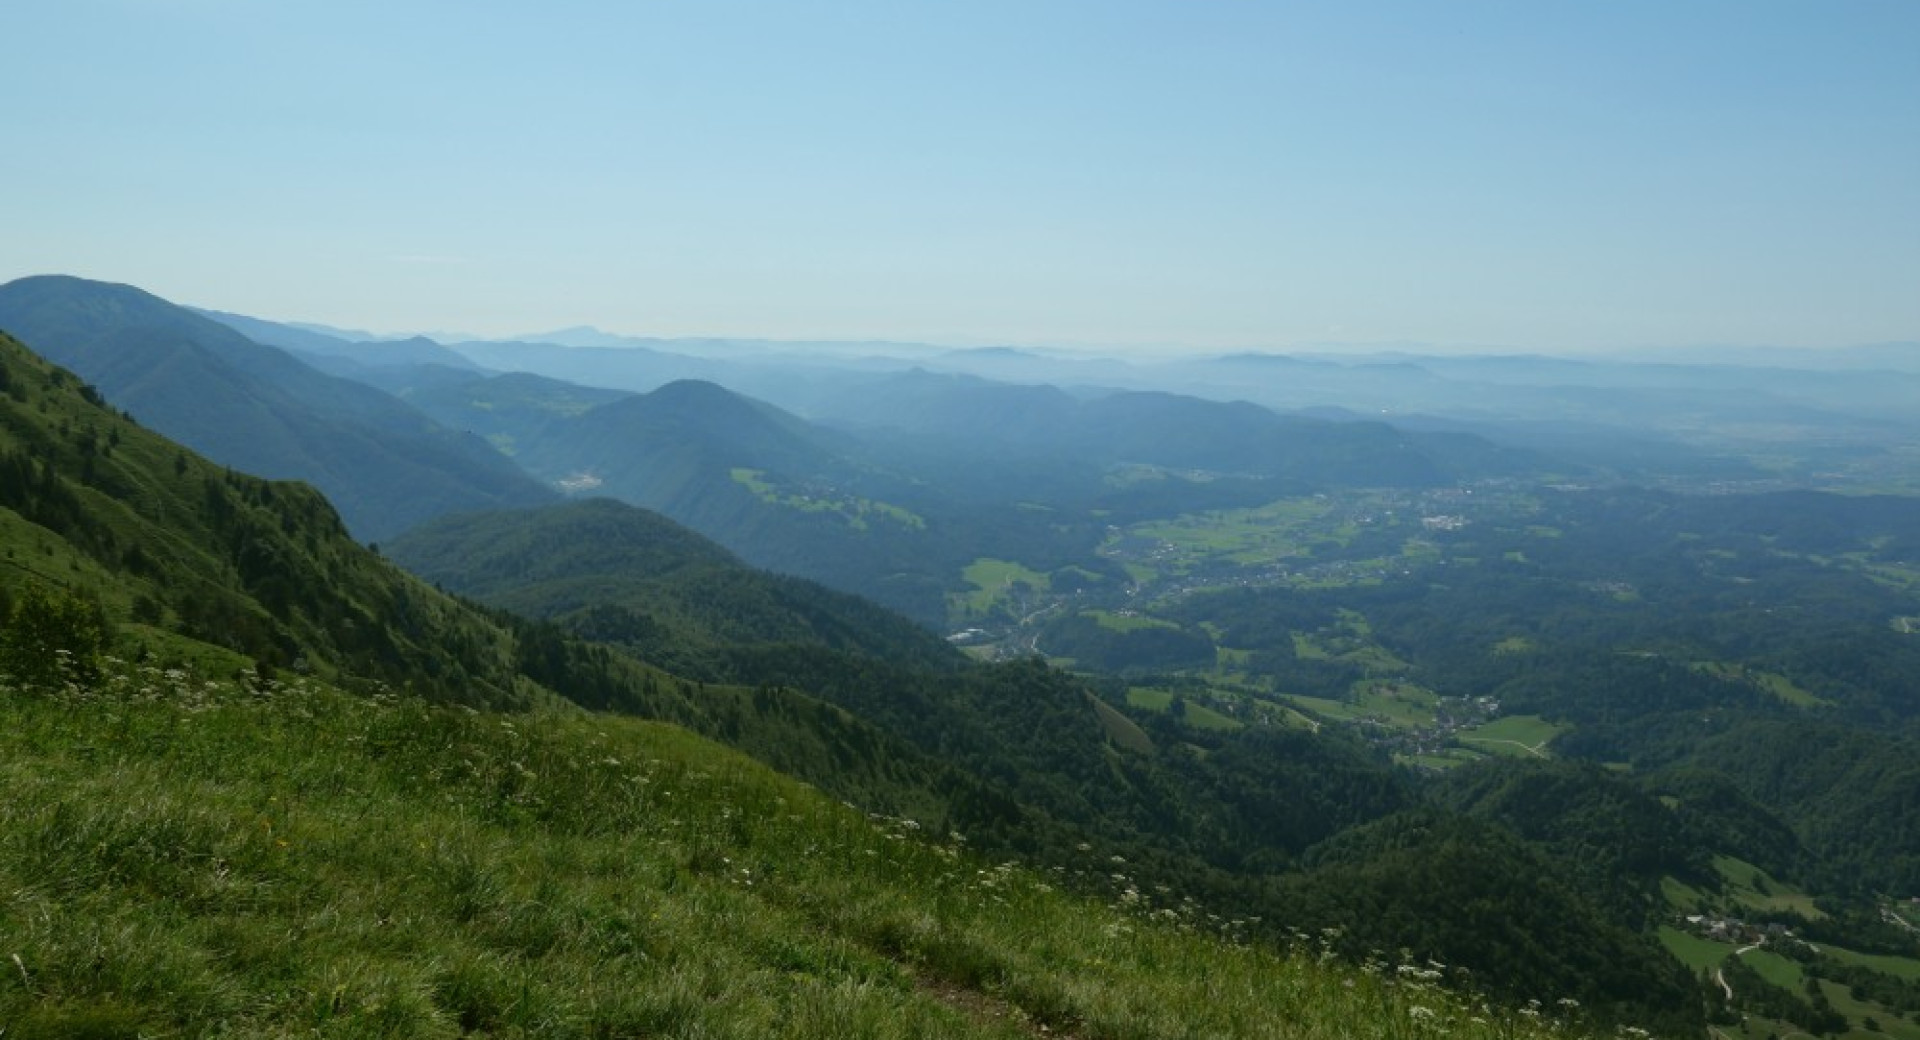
(0, 276, 554, 541)
(5, 273, 1920, 1039)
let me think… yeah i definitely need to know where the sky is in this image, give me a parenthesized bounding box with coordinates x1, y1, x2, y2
(2, 0, 1916, 354)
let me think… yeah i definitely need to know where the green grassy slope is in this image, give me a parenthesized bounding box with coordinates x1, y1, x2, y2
(0, 658, 1612, 1040)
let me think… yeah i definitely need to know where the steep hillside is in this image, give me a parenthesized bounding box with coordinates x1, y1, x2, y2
(0, 328, 531, 705)
(0, 329, 993, 824)
(389, 498, 962, 681)
(0, 275, 555, 540)
(0, 656, 1604, 1040)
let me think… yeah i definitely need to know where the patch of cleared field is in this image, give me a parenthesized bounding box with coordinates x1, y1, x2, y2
(952, 557, 1052, 616)
(1662, 875, 1708, 910)
(1855, 560, 1920, 593)
(1290, 613, 1410, 674)
(1658, 925, 1735, 971)
(1816, 978, 1920, 1040)
(1283, 694, 1369, 725)
(1121, 496, 1346, 572)
(730, 468, 925, 531)
(1402, 540, 1444, 564)
(1282, 683, 1436, 732)
(1458, 714, 1566, 757)
(1492, 636, 1537, 656)
(1743, 949, 1806, 992)
(1090, 609, 1181, 633)
(1399, 748, 1487, 771)
(1127, 687, 1175, 711)
(1094, 697, 1156, 754)
(1124, 688, 1243, 731)
(1822, 945, 1920, 982)
(1214, 644, 1252, 668)
(1713, 855, 1825, 919)
(1350, 680, 1439, 728)
(1691, 661, 1830, 708)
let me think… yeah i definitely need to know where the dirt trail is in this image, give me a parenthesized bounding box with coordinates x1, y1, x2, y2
(917, 974, 1080, 1039)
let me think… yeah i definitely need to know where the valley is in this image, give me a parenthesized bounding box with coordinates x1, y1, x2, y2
(11, 4, 1913, 1036)
(1, 276, 1917, 1039)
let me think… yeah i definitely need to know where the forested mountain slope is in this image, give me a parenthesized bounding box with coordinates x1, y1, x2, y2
(0, 275, 556, 540)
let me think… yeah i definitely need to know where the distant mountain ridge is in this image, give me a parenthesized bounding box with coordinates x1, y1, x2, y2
(197, 307, 483, 372)
(0, 276, 555, 539)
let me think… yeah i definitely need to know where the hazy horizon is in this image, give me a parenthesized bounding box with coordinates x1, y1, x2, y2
(3, 1, 1915, 354)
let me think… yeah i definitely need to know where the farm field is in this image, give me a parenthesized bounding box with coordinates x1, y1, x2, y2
(1690, 661, 1829, 708)
(1123, 497, 1343, 570)
(1282, 681, 1439, 732)
(1124, 687, 1243, 732)
(730, 468, 924, 531)
(950, 557, 1052, 618)
(1658, 926, 1737, 971)
(1457, 714, 1566, 758)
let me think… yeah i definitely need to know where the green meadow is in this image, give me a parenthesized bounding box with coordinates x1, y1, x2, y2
(0, 657, 1597, 1040)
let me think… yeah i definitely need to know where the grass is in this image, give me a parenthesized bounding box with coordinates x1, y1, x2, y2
(1662, 875, 1709, 909)
(1712, 855, 1825, 919)
(1284, 693, 1371, 725)
(1822, 945, 1920, 981)
(1400, 749, 1487, 770)
(1089, 610, 1180, 634)
(1657, 926, 1735, 972)
(729, 468, 925, 532)
(951, 558, 1052, 618)
(1291, 627, 1409, 676)
(1742, 949, 1805, 991)
(1281, 683, 1438, 733)
(1689, 661, 1829, 708)
(1127, 497, 1337, 569)
(1350, 680, 1439, 728)
(1815, 978, 1920, 1040)
(1124, 687, 1243, 732)
(1458, 715, 1567, 758)
(1093, 698, 1156, 754)
(0, 656, 1606, 1040)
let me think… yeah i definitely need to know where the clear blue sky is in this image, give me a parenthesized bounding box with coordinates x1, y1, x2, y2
(3, 0, 1916, 353)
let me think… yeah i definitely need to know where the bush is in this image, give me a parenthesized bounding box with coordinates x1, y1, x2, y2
(0, 581, 109, 687)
